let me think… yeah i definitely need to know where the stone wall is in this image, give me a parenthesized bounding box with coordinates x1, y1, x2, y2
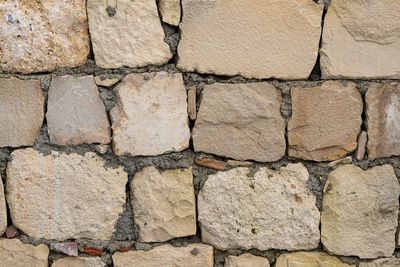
(0, 0, 399, 266)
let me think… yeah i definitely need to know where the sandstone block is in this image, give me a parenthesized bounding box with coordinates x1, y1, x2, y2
(0, 175, 6, 236)
(0, 77, 44, 147)
(113, 244, 213, 267)
(288, 81, 363, 161)
(94, 76, 120, 87)
(87, 0, 172, 68)
(0, 0, 89, 73)
(6, 148, 127, 240)
(193, 83, 286, 162)
(47, 75, 110, 145)
(0, 239, 49, 267)
(321, 164, 400, 258)
(320, 0, 400, 79)
(110, 72, 190, 156)
(159, 0, 181, 26)
(52, 257, 106, 267)
(198, 163, 320, 250)
(130, 166, 196, 242)
(366, 82, 400, 160)
(355, 131, 367, 161)
(275, 252, 354, 267)
(177, 0, 323, 79)
(225, 253, 270, 267)
(359, 257, 400, 267)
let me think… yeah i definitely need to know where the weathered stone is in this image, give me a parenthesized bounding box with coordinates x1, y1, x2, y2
(113, 244, 213, 267)
(52, 257, 106, 267)
(193, 83, 285, 162)
(6, 148, 127, 240)
(227, 160, 252, 167)
(288, 81, 363, 161)
(327, 156, 352, 167)
(178, 0, 323, 79)
(198, 163, 320, 250)
(94, 76, 120, 88)
(275, 252, 354, 267)
(359, 257, 400, 267)
(195, 158, 227, 171)
(366, 83, 400, 160)
(87, 0, 172, 68)
(50, 242, 78, 256)
(47, 75, 110, 146)
(0, 0, 89, 73)
(5, 225, 19, 239)
(94, 144, 110, 154)
(0, 175, 6, 236)
(110, 72, 190, 156)
(159, 0, 181, 26)
(187, 86, 197, 120)
(321, 164, 400, 258)
(130, 166, 196, 242)
(0, 77, 44, 147)
(355, 131, 367, 161)
(320, 1, 400, 79)
(225, 253, 270, 267)
(0, 239, 49, 267)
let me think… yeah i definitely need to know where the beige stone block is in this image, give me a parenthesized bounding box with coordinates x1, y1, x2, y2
(0, 238, 49, 267)
(52, 257, 106, 267)
(159, 0, 181, 26)
(275, 251, 354, 267)
(359, 256, 400, 267)
(225, 253, 270, 267)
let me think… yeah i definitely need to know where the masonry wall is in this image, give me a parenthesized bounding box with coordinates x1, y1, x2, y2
(0, 0, 399, 266)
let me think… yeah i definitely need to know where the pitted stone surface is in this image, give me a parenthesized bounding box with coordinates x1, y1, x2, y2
(0, 0, 89, 73)
(359, 257, 400, 267)
(6, 148, 127, 240)
(130, 166, 196, 242)
(275, 252, 354, 267)
(198, 163, 320, 251)
(0, 238, 49, 267)
(320, 0, 400, 79)
(321, 164, 400, 258)
(366, 82, 400, 160)
(288, 81, 363, 161)
(159, 0, 181, 26)
(110, 72, 190, 156)
(47, 75, 110, 146)
(225, 253, 270, 267)
(0, 175, 6, 236)
(0, 77, 44, 147)
(52, 257, 106, 267)
(177, 0, 323, 79)
(193, 83, 286, 162)
(87, 0, 172, 68)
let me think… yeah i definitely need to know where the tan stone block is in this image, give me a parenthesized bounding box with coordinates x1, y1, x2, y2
(187, 86, 197, 120)
(94, 76, 120, 87)
(327, 156, 352, 167)
(359, 257, 400, 267)
(354, 131, 367, 161)
(159, 0, 181, 26)
(227, 160, 252, 167)
(195, 158, 227, 171)
(52, 257, 106, 267)
(0, 238, 49, 267)
(275, 252, 354, 267)
(225, 253, 270, 267)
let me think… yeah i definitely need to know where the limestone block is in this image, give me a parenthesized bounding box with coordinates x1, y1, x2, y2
(159, 0, 181, 26)
(225, 253, 270, 267)
(0, 238, 49, 267)
(275, 252, 354, 267)
(359, 256, 400, 267)
(52, 257, 106, 267)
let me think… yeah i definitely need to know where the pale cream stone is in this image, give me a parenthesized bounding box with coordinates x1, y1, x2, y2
(275, 252, 354, 267)
(0, 175, 6, 236)
(110, 72, 190, 156)
(0, 0, 89, 73)
(87, 0, 172, 68)
(0, 77, 44, 147)
(327, 156, 352, 167)
(6, 148, 127, 240)
(320, 0, 400, 79)
(159, 0, 181, 26)
(359, 257, 400, 267)
(0, 238, 49, 267)
(113, 244, 213, 267)
(47, 75, 110, 146)
(95, 144, 109, 154)
(198, 163, 320, 251)
(52, 257, 106, 267)
(94, 76, 120, 87)
(321, 164, 400, 258)
(130, 166, 196, 242)
(193, 83, 286, 162)
(178, 0, 323, 79)
(225, 253, 270, 267)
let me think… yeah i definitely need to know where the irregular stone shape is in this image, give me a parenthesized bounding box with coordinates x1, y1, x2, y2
(159, 0, 181, 26)
(47, 75, 110, 145)
(178, 0, 323, 79)
(5, 225, 19, 239)
(0, 77, 44, 147)
(50, 242, 78, 256)
(0, 238, 49, 267)
(52, 257, 106, 267)
(227, 160, 252, 167)
(275, 252, 354, 267)
(83, 247, 104, 256)
(0, 0, 89, 74)
(355, 131, 367, 161)
(110, 72, 190, 156)
(130, 166, 196, 242)
(94, 76, 120, 87)
(198, 163, 320, 250)
(327, 156, 352, 167)
(6, 148, 127, 240)
(288, 81, 363, 161)
(359, 257, 400, 267)
(321, 164, 400, 258)
(195, 158, 227, 171)
(187, 86, 197, 120)
(225, 254, 270, 267)
(193, 83, 286, 162)
(0, 175, 6, 236)
(113, 244, 213, 267)
(366, 83, 400, 160)
(87, 0, 172, 68)
(320, 0, 400, 79)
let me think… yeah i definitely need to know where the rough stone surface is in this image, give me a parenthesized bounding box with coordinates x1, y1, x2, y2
(195, 158, 227, 171)
(0, 238, 49, 267)
(227, 160, 252, 167)
(198, 163, 320, 250)
(113, 244, 213, 267)
(94, 76, 120, 87)
(159, 0, 181, 26)
(321, 164, 400, 258)
(327, 156, 352, 167)
(50, 242, 78, 256)
(130, 166, 196, 242)
(275, 252, 354, 267)
(366, 82, 400, 160)
(47, 75, 110, 146)
(0, 175, 6, 236)
(0, 0, 89, 73)
(355, 131, 367, 161)
(320, 0, 400, 79)
(6, 148, 128, 240)
(359, 257, 400, 267)
(225, 253, 270, 267)
(0, 77, 44, 147)
(52, 257, 106, 267)
(187, 86, 197, 120)
(177, 0, 323, 79)
(5, 225, 19, 239)
(87, 0, 172, 68)
(110, 72, 190, 156)
(288, 81, 363, 161)
(193, 83, 286, 162)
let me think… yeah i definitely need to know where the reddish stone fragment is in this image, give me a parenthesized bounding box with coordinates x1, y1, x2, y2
(50, 242, 78, 256)
(5, 225, 19, 239)
(195, 158, 227, 171)
(118, 243, 134, 252)
(83, 247, 104, 256)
